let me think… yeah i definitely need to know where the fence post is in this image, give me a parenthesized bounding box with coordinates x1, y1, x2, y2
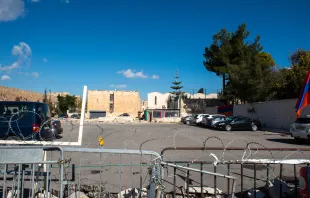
(149, 166, 157, 198)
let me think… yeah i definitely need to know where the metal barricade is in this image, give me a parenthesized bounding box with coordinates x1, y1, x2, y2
(160, 146, 310, 198)
(43, 147, 163, 198)
(0, 146, 64, 198)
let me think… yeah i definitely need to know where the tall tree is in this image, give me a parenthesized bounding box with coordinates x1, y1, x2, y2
(203, 23, 276, 103)
(170, 69, 183, 96)
(197, 88, 204, 94)
(272, 50, 310, 100)
(203, 28, 232, 90)
(43, 89, 47, 103)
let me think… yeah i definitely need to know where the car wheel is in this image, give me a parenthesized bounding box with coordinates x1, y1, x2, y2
(225, 125, 232, 131)
(294, 137, 304, 142)
(186, 121, 190, 125)
(251, 124, 258, 131)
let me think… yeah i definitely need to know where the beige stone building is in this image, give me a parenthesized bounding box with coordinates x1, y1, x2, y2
(87, 90, 141, 117)
(51, 92, 70, 97)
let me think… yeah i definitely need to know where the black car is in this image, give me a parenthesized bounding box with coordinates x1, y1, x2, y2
(214, 116, 261, 131)
(52, 120, 63, 134)
(119, 113, 130, 117)
(0, 101, 55, 141)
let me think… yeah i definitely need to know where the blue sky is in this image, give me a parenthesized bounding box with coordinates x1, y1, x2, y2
(0, 0, 309, 100)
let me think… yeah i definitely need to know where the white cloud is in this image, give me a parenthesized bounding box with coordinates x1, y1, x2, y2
(109, 84, 127, 88)
(43, 58, 47, 62)
(117, 69, 148, 79)
(0, 42, 32, 72)
(152, 74, 160, 79)
(1, 75, 11, 81)
(0, 0, 25, 22)
(18, 72, 39, 78)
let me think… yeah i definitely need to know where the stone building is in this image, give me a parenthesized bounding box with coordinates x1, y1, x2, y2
(141, 100, 148, 111)
(87, 90, 141, 117)
(147, 92, 170, 109)
(51, 92, 70, 97)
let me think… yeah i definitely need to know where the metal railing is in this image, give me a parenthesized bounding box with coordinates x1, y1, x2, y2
(160, 146, 310, 198)
(0, 146, 64, 198)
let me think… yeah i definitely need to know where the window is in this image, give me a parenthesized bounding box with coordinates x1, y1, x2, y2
(296, 118, 310, 124)
(109, 104, 114, 112)
(110, 93, 114, 102)
(155, 96, 157, 105)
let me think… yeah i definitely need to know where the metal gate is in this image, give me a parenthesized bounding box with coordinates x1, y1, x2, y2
(0, 146, 64, 198)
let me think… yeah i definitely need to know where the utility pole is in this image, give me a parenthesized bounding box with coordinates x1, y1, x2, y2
(205, 88, 206, 99)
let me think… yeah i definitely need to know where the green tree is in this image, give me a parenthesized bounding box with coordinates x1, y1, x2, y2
(170, 70, 183, 96)
(57, 95, 67, 114)
(43, 89, 47, 103)
(272, 50, 310, 100)
(203, 23, 276, 103)
(197, 88, 204, 94)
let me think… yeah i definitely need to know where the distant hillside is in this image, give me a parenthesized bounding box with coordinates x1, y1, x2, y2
(0, 86, 57, 103)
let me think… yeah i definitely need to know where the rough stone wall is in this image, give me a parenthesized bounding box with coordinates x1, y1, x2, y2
(0, 86, 57, 103)
(114, 91, 141, 117)
(87, 90, 110, 112)
(51, 92, 70, 97)
(87, 90, 141, 117)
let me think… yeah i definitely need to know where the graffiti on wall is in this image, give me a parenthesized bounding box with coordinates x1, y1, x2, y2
(218, 105, 233, 116)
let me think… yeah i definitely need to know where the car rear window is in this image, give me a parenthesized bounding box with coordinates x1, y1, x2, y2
(35, 104, 51, 120)
(53, 120, 60, 124)
(295, 118, 310, 124)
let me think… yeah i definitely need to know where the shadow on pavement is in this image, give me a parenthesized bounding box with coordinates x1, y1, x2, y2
(266, 138, 310, 145)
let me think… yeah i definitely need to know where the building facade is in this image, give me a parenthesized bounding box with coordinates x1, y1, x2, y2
(147, 92, 171, 109)
(87, 90, 141, 117)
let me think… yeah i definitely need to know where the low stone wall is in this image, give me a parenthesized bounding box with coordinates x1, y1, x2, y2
(152, 117, 181, 123)
(97, 116, 135, 123)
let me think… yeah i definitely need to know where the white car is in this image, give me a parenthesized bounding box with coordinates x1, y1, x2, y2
(202, 114, 226, 128)
(290, 116, 310, 141)
(195, 114, 209, 125)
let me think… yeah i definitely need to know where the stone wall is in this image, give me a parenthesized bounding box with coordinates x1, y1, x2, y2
(0, 86, 57, 103)
(182, 99, 224, 114)
(87, 90, 141, 117)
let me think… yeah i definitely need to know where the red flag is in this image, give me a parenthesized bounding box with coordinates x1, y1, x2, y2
(296, 68, 310, 118)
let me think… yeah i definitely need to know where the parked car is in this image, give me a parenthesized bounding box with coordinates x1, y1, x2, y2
(203, 114, 226, 128)
(214, 116, 261, 131)
(59, 114, 68, 119)
(70, 113, 81, 119)
(52, 119, 63, 134)
(0, 101, 55, 141)
(183, 115, 196, 125)
(290, 116, 310, 141)
(181, 115, 192, 123)
(119, 113, 130, 117)
(195, 114, 209, 125)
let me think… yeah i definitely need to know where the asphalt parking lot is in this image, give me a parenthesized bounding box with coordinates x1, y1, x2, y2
(50, 121, 310, 194)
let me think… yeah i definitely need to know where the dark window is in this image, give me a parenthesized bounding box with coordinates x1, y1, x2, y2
(155, 96, 157, 105)
(295, 118, 310, 124)
(109, 104, 114, 112)
(110, 93, 114, 102)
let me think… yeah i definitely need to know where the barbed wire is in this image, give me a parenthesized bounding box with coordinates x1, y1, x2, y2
(0, 111, 309, 197)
